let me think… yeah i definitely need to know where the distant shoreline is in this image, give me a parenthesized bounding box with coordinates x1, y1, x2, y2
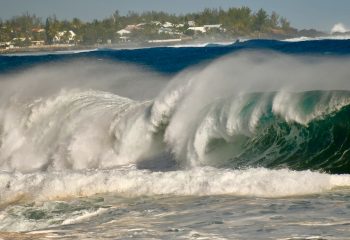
(0, 40, 223, 55)
(2, 34, 347, 55)
(0, 44, 97, 55)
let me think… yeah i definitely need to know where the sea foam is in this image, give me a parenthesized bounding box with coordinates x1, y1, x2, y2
(1, 167, 350, 205)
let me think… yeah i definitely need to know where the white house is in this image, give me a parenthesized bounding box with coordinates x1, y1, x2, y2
(54, 30, 76, 43)
(204, 24, 222, 30)
(117, 29, 131, 36)
(162, 22, 174, 28)
(125, 25, 139, 31)
(188, 26, 206, 33)
(175, 23, 185, 28)
(188, 21, 196, 27)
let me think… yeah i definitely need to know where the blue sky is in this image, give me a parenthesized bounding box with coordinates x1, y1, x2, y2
(0, 0, 349, 31)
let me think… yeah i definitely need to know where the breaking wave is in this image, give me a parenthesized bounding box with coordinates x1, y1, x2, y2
(284, 35, 350, 42)
(1, 51, 350, 202)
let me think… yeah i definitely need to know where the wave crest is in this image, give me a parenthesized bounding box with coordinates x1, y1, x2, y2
(1, 53, 350, 175)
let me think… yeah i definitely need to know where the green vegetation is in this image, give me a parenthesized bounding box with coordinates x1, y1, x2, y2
(0, 7, 315, 49)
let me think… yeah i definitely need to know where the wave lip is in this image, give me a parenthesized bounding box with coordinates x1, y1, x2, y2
(2, 82, 350, 173)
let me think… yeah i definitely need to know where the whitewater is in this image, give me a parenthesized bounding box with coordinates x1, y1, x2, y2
(1, 40, 350, 239)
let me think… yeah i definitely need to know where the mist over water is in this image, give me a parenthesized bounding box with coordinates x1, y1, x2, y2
(1, 41, 350, 238)
(0, 60, 167, 100)
(331, 23, 349, 34)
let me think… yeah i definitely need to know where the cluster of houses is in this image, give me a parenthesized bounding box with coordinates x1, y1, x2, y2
(1, 20, 226, 49)
(0, 29, 77, 50)
(117, 20, 225, 43)
(0, 38, 46, 50)
(53, 30, 77, 43)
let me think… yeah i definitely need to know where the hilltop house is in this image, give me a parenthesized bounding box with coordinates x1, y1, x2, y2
(188, 24, 224, 34)
(188, 26, 206, 33)
(204, 24, 226, 32)
(117, 29, 131, 42)
(117, 29, 131, 36)
(188, 21, 196, 27)
(125, 24, 142, 31)
(53, 30, 76, 44)
(204, 24, 222, 30)
(162, 22, 173, 28)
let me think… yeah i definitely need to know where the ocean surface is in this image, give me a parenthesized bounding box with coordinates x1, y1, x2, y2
(1, 39, 350, 239)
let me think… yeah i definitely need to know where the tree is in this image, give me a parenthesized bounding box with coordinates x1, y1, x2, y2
(112, 10, 120, 23)
(226, 7, 252, 34)
(0, 8, 295, 47)
(45, 18, 53, 44)
(44, 16, 61, 44)
(269, 11, 279, 28)
(253, 8, 268, 32)
(280, 17, 291, 31)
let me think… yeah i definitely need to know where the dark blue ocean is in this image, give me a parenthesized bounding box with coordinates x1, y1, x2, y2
(2, 39, 350, 75)
(1, 39, 350, 239)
